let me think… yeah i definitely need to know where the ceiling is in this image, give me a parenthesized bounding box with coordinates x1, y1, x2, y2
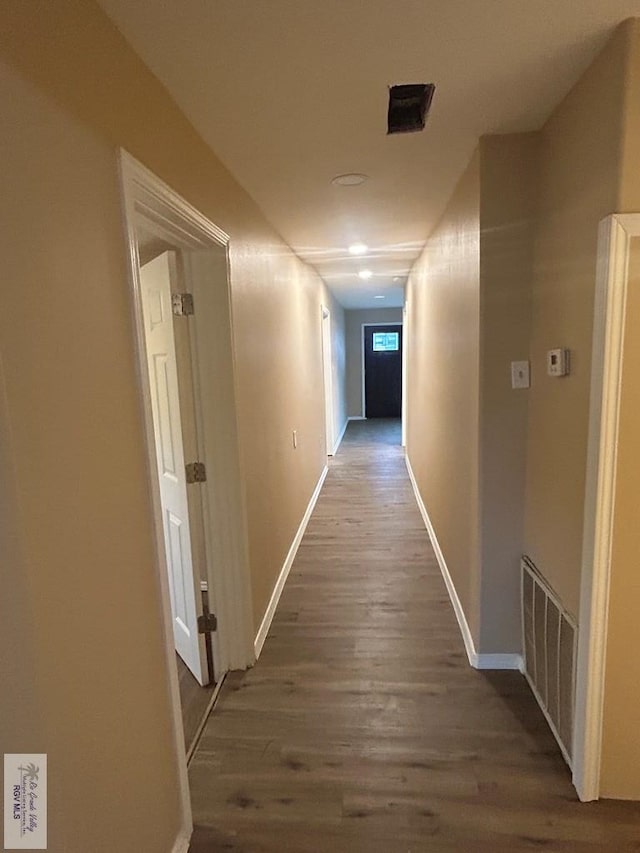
(98, 0, 639, 310)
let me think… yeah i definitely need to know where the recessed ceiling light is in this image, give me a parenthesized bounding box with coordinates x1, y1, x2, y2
(348, 242, 368, 256)
(331, 173, 368, 187)
(358, 269, 373, 280)
(393, 276, 401, 282)
(374, 295, 385, 299)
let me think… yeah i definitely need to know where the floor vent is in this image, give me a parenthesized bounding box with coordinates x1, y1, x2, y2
(521, 557, 577, 767)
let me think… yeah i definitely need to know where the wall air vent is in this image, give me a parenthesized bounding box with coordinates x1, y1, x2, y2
(387, 83, 435, 134)
(521, 557, 577, 767)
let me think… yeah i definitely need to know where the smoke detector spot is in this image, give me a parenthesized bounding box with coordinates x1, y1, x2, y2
(387, 83, 435, 134)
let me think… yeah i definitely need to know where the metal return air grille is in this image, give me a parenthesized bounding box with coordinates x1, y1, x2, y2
(521, 557, 577, 766)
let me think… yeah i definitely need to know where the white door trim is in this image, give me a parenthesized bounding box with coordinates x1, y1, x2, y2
(401, 303, 408, 447)
(361, 322, 403, 419)
(574, 213, 640, 801)
(321, 305, 334, 455)
(118, 150, 254, 843)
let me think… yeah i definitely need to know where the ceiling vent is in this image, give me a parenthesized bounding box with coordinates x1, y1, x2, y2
(387, 83, 435, 134)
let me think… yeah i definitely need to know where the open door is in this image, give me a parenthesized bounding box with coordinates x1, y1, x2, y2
(140, 252, 208, 685)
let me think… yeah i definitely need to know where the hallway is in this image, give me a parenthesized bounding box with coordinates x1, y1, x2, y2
(188, 421, 640, 852)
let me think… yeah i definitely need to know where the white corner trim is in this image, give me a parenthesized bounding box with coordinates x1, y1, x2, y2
(171, 831, 191, 853)
(254, 465, 329, 657)
(573, 214, 640, 802)
(332, 418, 349, 455)
(405, 454, 522, 672)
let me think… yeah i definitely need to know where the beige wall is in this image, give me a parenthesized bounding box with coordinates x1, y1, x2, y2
(406, 152, 481, 643)
(0, 355, 44, 754)
(619, 21, 640, 211)
(345, 308, 403, 417)
(600, 22, 640, 800)
(523, 23, 629, 617)
(406, 138, 537, 655)
(478, 134, 538, 652)
(405, 19, 640, 795)
(0, 1, 338, 850)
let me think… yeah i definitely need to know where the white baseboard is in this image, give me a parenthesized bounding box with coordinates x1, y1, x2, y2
(405, 454, 522, 672)
(332, 418, 349, 454)
(254, 465, 329, 658)
(171, 831, 191, 853)
(348, 415, 366, 421)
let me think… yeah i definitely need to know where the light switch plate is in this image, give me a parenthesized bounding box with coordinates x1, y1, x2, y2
(511, 360, 530, 389)
(547, 348, 570, 377)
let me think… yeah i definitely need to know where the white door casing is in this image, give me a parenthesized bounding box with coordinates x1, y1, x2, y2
(120, 150, 255, 848)
(574, 213, 640, 801)
(140, 252, 207, 685)
(321, 306, 334, 455)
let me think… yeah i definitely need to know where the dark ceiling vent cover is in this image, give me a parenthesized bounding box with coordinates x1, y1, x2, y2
(387, 83, 435, 134)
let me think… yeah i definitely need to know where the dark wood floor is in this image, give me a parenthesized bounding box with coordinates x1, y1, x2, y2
(177, 652, 216, 756)
(189, 419, 640, 852)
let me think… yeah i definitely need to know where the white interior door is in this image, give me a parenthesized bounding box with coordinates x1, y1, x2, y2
(140, 252, 208, 685)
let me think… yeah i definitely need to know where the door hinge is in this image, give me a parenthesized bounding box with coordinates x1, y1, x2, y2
(197, 611, 217, 634)
(172, 292, 194, 316)
(185, 461, 207, 483)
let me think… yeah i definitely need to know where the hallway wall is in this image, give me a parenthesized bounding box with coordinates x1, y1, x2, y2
(598, 21, 640, 800)
(477, 133, 538, 653)
(406, 137, 537, 657)
(0, 2, 341, 850)
(523, 20, 630, 618)
(405, 152, 481, 643)
(345, 308, 403, 418)
(406, 19, 640, 798)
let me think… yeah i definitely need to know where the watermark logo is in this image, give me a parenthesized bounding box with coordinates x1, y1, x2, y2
(4, 754, 47, 849)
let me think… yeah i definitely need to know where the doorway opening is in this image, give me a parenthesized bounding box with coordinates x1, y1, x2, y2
(119, 151, 254, 845)
(138, 249, 219, 759)
(362, 323, 403, 419)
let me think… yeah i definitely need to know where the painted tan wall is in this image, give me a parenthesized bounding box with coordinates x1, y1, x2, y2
(523, 22, 629, 617)
(406, 153, 481, 643)
(599, 21, 640, 800)
(406, 139, 537, 655)
(619, 20, 640, 211)
(345, 308, 404, 418)
(478, 134, 538, 652)
(0, 58, 183, 851)
(0, 356, 44, 755)
(402, 21, 640, 794)
(0, 1, 337, 850)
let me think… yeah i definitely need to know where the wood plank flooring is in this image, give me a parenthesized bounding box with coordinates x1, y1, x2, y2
(176, 653, 216, 755)
(188, 419, 640, 852)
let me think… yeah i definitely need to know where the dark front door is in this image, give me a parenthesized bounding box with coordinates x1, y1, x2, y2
(364, 324, 403, 418)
